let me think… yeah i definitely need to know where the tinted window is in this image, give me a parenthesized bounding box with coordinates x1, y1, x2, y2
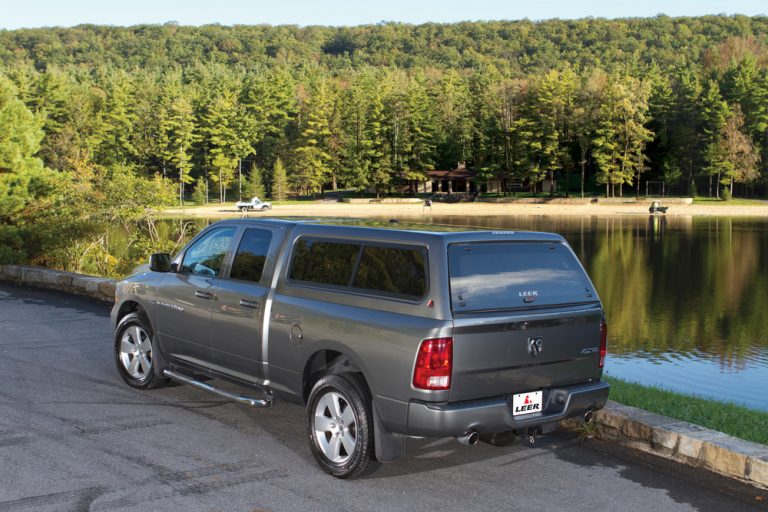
(181, 227, 236, 277)
(353, 245, 426, 298)
(448, 242, 592, 312)
(230, 229, 273, 283)
(289, 239, 360, 286)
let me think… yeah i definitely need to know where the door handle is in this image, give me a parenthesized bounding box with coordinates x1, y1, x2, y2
(239, 299, 260, 309)
(195, 290, 213, 300)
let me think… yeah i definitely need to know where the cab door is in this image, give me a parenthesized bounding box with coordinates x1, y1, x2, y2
(210, 226, 282, 383)
(155, 226, 237, 367)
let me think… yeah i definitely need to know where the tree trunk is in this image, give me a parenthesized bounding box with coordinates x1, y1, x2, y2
(548, 170, 554, 197)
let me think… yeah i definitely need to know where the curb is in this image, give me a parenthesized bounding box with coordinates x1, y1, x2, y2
(565, 400, 768, 490)
(0, 265, 116, 303)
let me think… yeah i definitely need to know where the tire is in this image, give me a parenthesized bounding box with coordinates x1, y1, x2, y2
(114, 312, 166, 389)
(239, 206, 248, 212)
(479, 430, 520, 447)
(306, 373, 381, 479)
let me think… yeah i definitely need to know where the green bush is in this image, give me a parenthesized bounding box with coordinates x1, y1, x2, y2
(721, 186, 732, 201)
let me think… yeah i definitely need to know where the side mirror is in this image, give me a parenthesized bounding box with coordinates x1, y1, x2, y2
(149, 253, 172, 272)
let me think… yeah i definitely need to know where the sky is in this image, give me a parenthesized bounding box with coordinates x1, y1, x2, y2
(0, 0, 766, 30)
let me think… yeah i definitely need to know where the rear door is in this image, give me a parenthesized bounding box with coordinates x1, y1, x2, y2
(448, 240, 603, 401)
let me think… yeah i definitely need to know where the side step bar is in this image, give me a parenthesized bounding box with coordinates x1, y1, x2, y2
(163, 369, 273, 408)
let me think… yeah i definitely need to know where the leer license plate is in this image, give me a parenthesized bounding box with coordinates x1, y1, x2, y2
(512, 390, 543, 416)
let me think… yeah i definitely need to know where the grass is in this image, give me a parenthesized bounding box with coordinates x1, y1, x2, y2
(604, 376, 768, 445)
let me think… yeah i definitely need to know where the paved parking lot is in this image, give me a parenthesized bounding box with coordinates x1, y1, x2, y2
(0, 283, 764, 512)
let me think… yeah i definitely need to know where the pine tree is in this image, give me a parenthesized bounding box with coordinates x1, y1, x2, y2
(700, 80, 730, 198)
(0, 76, 45, 220)
(191, 176, 207, 205)
(244, 164, 266, 199)
(592, 75, 653, 197)
(98, 68, 137, 166)
(271, 157, 288, 201)
(670, 69, 703, 194)
(292, 77, 334, 195)
(198, 91, 242, 203)
(573, 68, 607, 197)
(0, 75, 46, 263)
(159, 71, 197, 204)
(532, 67, 578, 195)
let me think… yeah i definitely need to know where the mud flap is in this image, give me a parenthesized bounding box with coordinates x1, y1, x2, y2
(373, 402, 406, 463)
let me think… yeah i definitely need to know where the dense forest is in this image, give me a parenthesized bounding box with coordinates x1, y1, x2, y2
(2, 16, 768, 270)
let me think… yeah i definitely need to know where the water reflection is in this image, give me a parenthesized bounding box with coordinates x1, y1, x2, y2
(124, 215, 768, 410)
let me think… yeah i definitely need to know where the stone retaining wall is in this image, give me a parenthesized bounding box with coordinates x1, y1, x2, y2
(0, 265, 116, 303)
(341, 198, 424, 204)
(567, 400, 768, 490)
(476, 197, 592, 204)
(476, 196, 694, 205)
(596, 197, 694, 205)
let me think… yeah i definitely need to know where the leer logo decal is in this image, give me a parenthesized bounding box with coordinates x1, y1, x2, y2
(514, 394, 541, 414)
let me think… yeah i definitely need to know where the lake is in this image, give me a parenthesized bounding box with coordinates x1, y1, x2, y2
(124, 214, 768, 411)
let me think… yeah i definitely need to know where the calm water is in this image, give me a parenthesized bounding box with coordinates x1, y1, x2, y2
(126, 215, 768, 411)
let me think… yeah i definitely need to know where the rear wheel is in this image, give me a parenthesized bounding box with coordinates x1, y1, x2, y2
(114, 312, 166, 389)
(306, 373, 381, 479)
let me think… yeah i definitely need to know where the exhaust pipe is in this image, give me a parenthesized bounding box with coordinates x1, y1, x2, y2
(456, 430, 479, 447)
(584, 409, 595, 424)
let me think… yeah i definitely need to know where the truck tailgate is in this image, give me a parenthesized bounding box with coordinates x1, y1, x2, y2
(449, 304, 603, 402)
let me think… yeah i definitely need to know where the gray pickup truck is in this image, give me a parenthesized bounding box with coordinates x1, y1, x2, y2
(112, 219, 609, 478)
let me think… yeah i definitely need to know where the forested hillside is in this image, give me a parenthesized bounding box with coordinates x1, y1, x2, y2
(1, 16, 768, 268)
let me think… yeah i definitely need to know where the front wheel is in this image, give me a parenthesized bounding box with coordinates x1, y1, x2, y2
(114, 312, 166, 389)
(306, 374, 381, 479)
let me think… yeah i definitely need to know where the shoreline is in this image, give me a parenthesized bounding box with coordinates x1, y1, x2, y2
(162, 201, 768, 219)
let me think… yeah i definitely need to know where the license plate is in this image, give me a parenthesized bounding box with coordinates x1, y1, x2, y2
(512, 390, 543, 416)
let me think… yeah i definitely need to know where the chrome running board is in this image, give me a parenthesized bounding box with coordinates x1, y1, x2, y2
(163, 369, 273, 408)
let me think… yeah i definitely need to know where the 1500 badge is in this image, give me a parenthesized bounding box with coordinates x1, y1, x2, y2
(580, 347, 599, 355)
(153, 300, 184, 312)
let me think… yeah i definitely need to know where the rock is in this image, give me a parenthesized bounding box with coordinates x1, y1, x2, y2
(748, 455, 768, 488)
(701, 440, 748, 479)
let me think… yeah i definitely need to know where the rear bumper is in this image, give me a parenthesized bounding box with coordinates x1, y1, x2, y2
(407, 381, 609, 437)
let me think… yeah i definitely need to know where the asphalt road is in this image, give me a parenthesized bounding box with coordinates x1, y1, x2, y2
(0, 283, 765, 512)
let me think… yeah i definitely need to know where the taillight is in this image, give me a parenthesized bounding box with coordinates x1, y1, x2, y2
(413, 337, 453, 390)
(599, 321, 607, 368)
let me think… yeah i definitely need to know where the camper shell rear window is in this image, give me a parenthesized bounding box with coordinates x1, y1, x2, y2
(448, 241, 594, 312)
